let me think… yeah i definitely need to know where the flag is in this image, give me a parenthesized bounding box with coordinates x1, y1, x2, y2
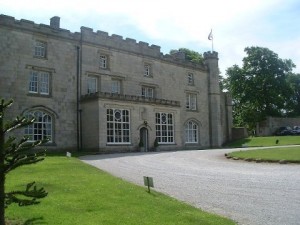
(208, 29, 213, 40)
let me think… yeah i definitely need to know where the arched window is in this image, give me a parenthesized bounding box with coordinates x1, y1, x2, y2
(24, 110, 53, 142)
(185, 120, 198, 143)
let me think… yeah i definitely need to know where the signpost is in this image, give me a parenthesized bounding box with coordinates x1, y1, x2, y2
(143, 176, 154, 193)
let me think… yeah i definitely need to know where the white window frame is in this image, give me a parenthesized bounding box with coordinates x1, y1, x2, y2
(29, 71, 50, 95)
(144, 64, 151, 76)
(34, 41, 46, 58)
(188, 73, 194, 85)
(185, 120, 198, 143)
(111, 80, 121, 94)
(155, 112, 174, 144)
(186, 93, 197, 110)
(141, 86, 154, 98)
(107, 109, 130, 144)
(25, 110, 53, 143)
(100, 55, 107, 69)
(87, 76, 97, 94)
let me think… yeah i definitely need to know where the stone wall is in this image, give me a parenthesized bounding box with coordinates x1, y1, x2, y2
(0, 16, 78, 151)
(220, 93, 233, 144)
(257, 116, 300, 136)
(0, 14, 232, 151)
(232, 128, 249, 140)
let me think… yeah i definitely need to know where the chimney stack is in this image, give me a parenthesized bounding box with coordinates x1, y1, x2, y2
(50, 16, 60, 29)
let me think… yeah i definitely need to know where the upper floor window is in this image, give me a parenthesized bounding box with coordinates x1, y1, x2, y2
(188, 73, 194, 85)
(111, 80, 121, 94)
(34, 41, 47, 58)
(155, 112, 174, 144)
(107, 109, 130, 144)
(141, 86, 154, 98)
(29, 71, 50, 95)
(25, 110, 53, 142)
(100, 55, 107, 69)
(144, 64, 151, 77)
(87, 76, 97, 94)
(186, 93, 197, 110)
(185, 120, 198, 143)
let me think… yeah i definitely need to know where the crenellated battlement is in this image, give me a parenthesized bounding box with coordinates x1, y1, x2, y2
(0, 14, 208, 69)
(80, 26, 161, 57)
(0, 14, 76, 40)
(204, 51, 218, 59)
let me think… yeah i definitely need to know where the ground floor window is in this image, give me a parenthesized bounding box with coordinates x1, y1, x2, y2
(185, 120, 198, 143)
(24, 110, 52, 142)
(107, 109, 130, 143)
(155, 112, 174, 144)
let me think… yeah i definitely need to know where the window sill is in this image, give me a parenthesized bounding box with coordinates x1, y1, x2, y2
(186, 109, 198, 112)
(99, 67, 110, 71)
(33, 56, 48, 60)
(26, 141, 56, 146)
(106, 143, 132, 146)
(27, 93, 52, 98)
(144, 75, 153, 78)
(157, 143, 176, 145)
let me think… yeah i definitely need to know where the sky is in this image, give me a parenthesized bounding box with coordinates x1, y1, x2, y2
(1, 0, 300, 75)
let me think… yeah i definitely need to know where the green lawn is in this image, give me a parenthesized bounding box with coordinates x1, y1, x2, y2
(227, 147, 300, 163)
(225, 136, 300, 148)
(6, 156, 235, 225)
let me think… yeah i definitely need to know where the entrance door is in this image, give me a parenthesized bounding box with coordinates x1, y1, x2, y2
(140, 127, 148, 152)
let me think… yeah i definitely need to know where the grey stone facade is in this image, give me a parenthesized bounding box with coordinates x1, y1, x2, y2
(0, 14, 232, 152)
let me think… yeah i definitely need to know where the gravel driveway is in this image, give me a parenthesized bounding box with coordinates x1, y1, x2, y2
(80, 148, 300, 225)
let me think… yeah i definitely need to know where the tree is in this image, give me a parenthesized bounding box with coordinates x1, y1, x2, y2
(225, 46, 295, 130)
(0, 98, 47, 224)
(170, 48, 204, 64)
(285, 73, 300, 116)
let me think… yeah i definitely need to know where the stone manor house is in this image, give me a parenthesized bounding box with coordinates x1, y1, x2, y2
(0, 15, 232, 152)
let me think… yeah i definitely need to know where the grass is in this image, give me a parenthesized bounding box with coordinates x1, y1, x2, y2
(225, 136, 300, 148)
(6, 156, 235, 225)
(227, 147, 300, 163)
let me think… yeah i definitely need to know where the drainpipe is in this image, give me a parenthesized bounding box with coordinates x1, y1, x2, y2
(76, 45, 81, 151)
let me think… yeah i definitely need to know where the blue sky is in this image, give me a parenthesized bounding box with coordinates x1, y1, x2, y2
(2, 0, 300, 75)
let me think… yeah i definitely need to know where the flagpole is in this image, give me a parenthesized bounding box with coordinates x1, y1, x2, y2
(208, 29, 214, 52)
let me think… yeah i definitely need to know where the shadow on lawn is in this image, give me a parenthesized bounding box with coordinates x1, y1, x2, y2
(23, 217, 45, 225)
(224, 138, 252, 148)
(6, 217, 45, 225)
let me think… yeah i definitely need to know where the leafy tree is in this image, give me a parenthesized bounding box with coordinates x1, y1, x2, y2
(225, 46, 295, 130)
(170, 48, 204, 64)
(285, 73, 300, 116)
(0, 98, 47, 224)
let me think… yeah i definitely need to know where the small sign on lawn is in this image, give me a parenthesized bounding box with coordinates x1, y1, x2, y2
(143, 176, 154, 193)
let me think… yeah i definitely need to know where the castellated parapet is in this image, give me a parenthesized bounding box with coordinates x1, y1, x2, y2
(0, 14, 206, 69)
(0, 14, 162, 58)
(204, 51, 218, 59)
(0, 14, 77, 41)
(80, 26, 161, 58)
